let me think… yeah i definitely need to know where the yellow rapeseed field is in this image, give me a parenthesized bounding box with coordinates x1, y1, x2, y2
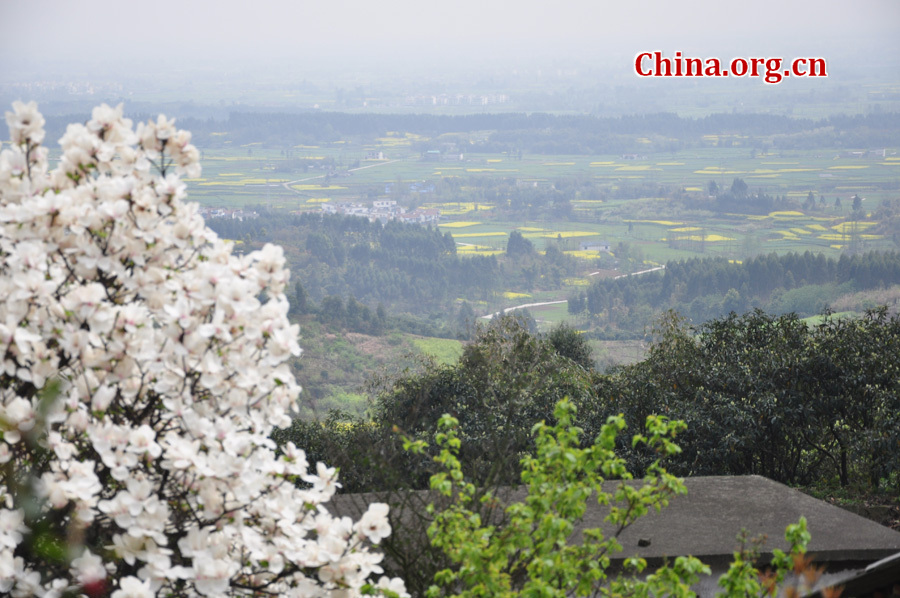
(199, 178, 288, 186)
(564, 250, 607, 259)
(426, 202, 486, 215)
(832, 221, 875, 232)
(452, 232, 508, 238)
(439, 221, 482, 228)
(625, 220, 684, 226)
(615, 165, 657, 171)
(291, 184, 346, 191)
(538, 231, 598, 238)
(563, 278, 590, 287)
(673, 234, 736, 242)
(502, 291, 532, 300)
(456, 247, 504, 256)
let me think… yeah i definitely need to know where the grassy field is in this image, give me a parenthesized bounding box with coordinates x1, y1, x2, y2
(177, 131, 900, 420)
(187, 145, 900, 211)
(296, 324, 467, 418)
(410, 336, 464, 365)
(189, 145, 898, 333)
(428, 208, 891, 265)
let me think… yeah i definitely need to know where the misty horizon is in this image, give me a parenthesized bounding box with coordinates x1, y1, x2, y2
(2, 0, 898, 117)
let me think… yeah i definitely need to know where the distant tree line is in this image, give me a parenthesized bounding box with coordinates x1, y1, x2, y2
(145, 111, 900, 153)
(681, 177, 795, 214)
(600, 308, 900, 490)
(271, 307, 900, 594)
(207, 212, 577, 331)
(276, 306, 900, 505)
(570, 250, 900, 331)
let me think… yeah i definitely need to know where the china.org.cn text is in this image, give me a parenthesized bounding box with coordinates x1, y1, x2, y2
(634, 52, 827, 84)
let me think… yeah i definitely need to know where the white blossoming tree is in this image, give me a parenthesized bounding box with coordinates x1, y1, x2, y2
(0, 101, 406, 598)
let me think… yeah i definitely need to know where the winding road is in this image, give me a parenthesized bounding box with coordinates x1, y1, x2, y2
(282, 159, 404, 194)
(481, 265, 666, 319)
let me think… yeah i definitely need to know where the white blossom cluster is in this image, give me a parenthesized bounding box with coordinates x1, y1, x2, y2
(0, 101, 406, 598)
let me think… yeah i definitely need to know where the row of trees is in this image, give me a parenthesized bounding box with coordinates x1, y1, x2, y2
(282, 309, 900, 496)
(570, 250, 900, 332)
(276, 308, 900, 592)
(602, 309, 900, 489)
(209, 212, 499, 313)
(153, 110, 900, 153)
(210, 212, 579, 325)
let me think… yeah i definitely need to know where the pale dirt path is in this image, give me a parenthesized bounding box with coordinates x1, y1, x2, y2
(282, 159, 404, 194)
(481, 300, 568, 320)
(482, 265, 666, 319)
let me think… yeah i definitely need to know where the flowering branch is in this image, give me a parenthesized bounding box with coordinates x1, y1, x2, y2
(0, 101, 406, 598)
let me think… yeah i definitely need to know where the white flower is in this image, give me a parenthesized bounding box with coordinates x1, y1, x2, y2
(128, 425, 162, 460)
(0, 101, 397, 597)
(357, 503, 391, 544)
(5, 101, 45, 145)
(376, 575, 410, 598)
(91, 385, 116, 412)
(0, 510, 26, 549)
(1, 397, 35, 443)
(111, 576, 153, 598)
(193, 558, 234, 597)
(70, 548, 106, 585)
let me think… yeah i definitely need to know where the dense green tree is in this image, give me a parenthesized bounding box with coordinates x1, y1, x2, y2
(567, 293, 586, 315)
(278, 315, 596, 493)
(730, 177, 749, 197)
(604, 308, 900, 491)
(456, 301, 476, 338)
(545, 323, 594, 370)
(803, 191, 815, 211)
(290, 280, 310, 315)
(319, 295, 346, 325)
(274, 307, 900, 592)
(421, 400, 814, 598)
(505, 230, 535, 258)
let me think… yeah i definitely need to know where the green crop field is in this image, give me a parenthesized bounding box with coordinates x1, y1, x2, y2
(186, 144, 898, 267)
(410, 336, 464, 365)
(188, 144, 899, 206)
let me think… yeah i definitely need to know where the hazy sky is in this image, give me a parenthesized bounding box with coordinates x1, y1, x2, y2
(3, 0, 899, 70)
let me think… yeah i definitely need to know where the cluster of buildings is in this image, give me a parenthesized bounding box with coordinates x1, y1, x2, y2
(838, 149, 892, 159)
(404, 93, 509, 107)
(3, 80, 124, 97)
(579, 241, 612, 252)
(320, 200, 440, 224)
(198, 207, 260, 221)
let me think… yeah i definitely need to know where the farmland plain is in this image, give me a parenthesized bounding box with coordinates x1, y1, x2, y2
(188, 144, 898, 268)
